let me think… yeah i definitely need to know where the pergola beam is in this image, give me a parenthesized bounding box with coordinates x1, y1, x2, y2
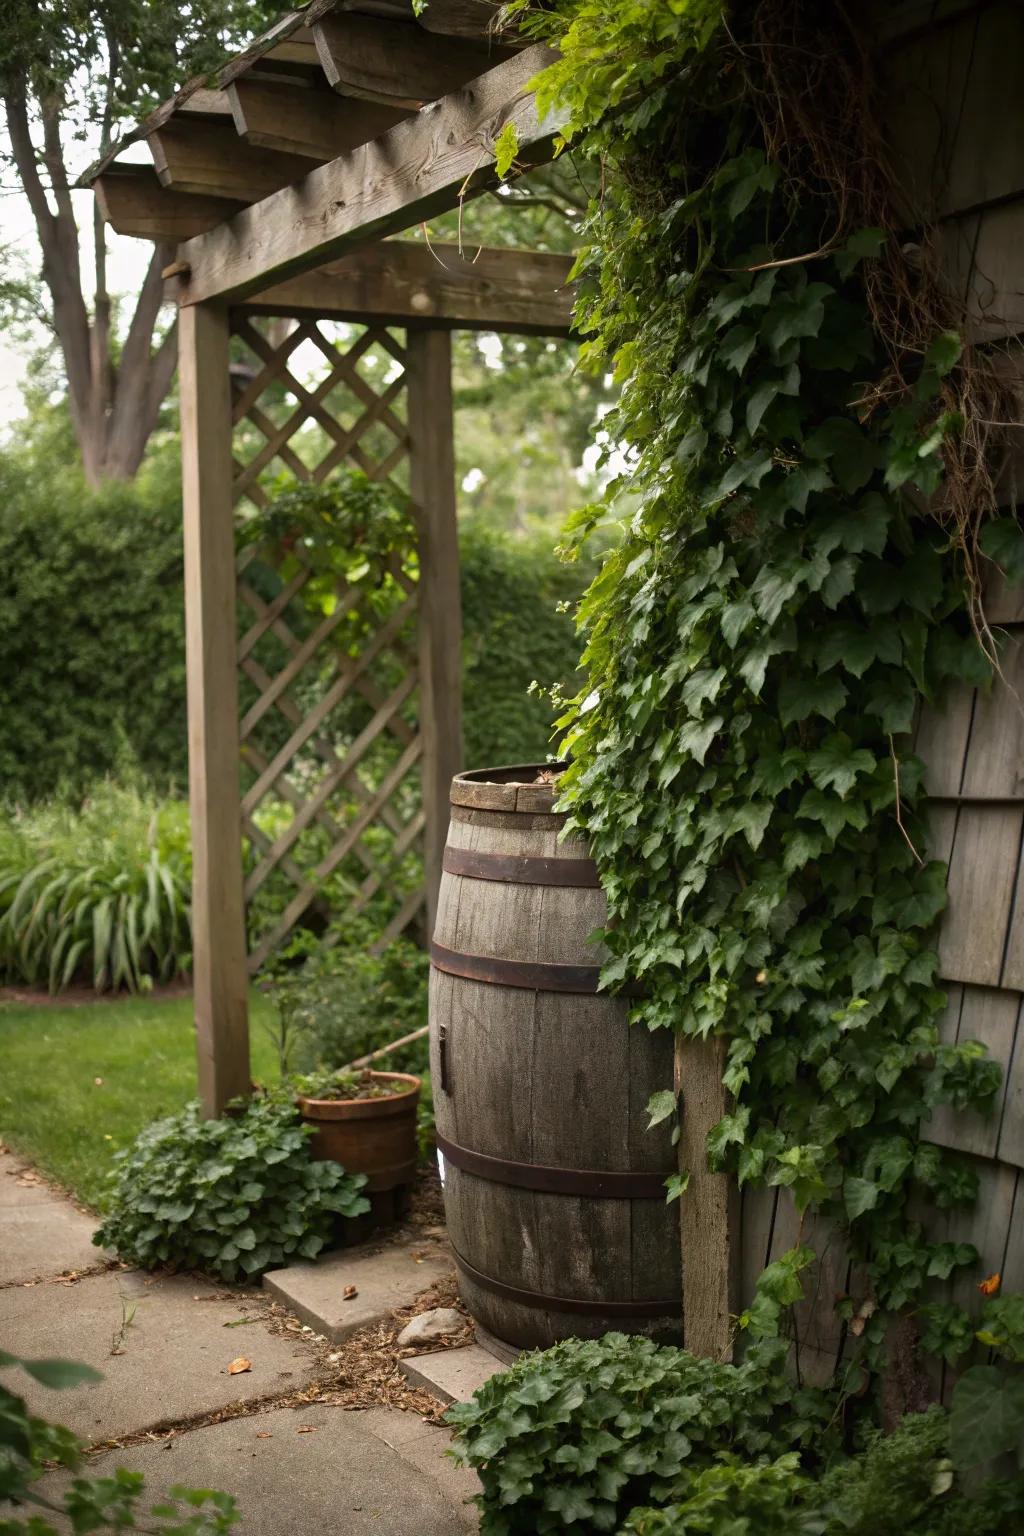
(176, 44, 564, 307)
(96, 164, 245, 241)
(235, 241, 576, 335)
(312, 12, 508, 109)
(227, 76, 407, 160)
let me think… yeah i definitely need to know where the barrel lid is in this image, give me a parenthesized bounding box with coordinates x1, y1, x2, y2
(450, 763, 567, 814)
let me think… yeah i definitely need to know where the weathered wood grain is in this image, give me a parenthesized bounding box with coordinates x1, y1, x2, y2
(408, 330, 462, 938)
(149, 118, 313, 202)
(176, 46, 563, 306)
(227, 76, 407, 160)
(313, 12, 508, 109)
(96, 165, 245, 241)
(240, 242, 575, 336)
(180, 304, 251, 1116)
(430, 779, 681, 1349)
(939, 805, 1023, 985)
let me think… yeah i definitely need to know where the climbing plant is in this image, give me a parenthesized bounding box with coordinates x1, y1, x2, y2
(508, 0, 1024, 1409)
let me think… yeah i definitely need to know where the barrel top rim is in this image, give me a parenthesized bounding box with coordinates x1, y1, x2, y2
(451, 762, 568, 814)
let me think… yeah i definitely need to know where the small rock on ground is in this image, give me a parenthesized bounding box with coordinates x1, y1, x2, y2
(396, 1306, 464, 1347)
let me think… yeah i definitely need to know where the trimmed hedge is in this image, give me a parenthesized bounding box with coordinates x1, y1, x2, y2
(0, 453, 585, 803)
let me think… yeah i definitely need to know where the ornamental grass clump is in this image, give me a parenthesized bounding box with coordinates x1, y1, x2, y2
(94, 1096, 369, 1282)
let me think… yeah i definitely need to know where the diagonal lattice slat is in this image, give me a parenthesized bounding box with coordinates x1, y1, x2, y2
(231, 316, 424, 971)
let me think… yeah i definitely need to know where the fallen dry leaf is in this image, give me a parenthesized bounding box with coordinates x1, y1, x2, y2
(296, 1425, 317, 1434)
(342, 1285, 358, 1300)
(227, 1357, 252, 1375)
(255, 1432, 273, 1439)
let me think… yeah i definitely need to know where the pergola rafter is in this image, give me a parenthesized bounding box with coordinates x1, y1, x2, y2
(83, 0, 572, 1117)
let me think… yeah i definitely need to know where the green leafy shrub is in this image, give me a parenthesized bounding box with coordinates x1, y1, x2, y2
(459, 520, 588, 769)
(237, 471, 416, 612)
(621, 1454, 817, 1535)
(264, 929, 428, 1076)
(93, 1096, 368, 1280)
(447, 1333, 819, 1535)
(813, 1406, 1024, 1536)
(0, 783, 191, 992)
(0, 453, 187, 802)
(0, 1350, 237, 1534)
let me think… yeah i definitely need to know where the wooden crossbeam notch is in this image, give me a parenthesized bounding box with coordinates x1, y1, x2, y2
(149, 118, 314, 202)
(312, 12, 510, 110)
(177, 46, 564, 306)
(240, 242, 576, 337)
(95, 164, 245, 241)
(227, 77, 407, 160)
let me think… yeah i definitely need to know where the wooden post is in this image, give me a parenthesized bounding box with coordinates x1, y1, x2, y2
(676, 1034, 739, 1359)
(407, 328, 462, 940)
(180, 300, 251, 1116)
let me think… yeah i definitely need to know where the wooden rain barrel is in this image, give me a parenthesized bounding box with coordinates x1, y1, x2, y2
(429, 764, 681, 1354)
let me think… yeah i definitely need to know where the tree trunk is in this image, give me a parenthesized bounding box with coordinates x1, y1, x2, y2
(3, 88, 178, 485)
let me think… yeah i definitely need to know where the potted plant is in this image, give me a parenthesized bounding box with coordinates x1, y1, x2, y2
(293, 1067, 421, 1226)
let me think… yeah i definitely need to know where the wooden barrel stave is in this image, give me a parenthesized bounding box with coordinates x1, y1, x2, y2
(430, 765, 681, 1351)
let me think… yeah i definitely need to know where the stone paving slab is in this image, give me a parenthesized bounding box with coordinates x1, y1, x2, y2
(0, 1152, 104, 1284)
(359, 1404, 480, 1525)
(399, 1343, 506, 1405)
(0, 1270, 317, 1443)
(32, 1404, 478, 1535)
(264, 1242, 453, 1342)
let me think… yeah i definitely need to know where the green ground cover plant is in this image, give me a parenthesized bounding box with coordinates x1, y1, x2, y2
(0, 1351, 238, 1535)
(0, 992, 278, 1207)
(94, 1095, 368, 1281)
(449, 1334, 1024, 1535)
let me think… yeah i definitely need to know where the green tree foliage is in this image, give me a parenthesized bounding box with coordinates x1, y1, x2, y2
(0, 0, 278, 482)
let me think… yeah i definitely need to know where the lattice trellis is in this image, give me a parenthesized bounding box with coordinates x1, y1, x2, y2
(230, 315, 425, 971)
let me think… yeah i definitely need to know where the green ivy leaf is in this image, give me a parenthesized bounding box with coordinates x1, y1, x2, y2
(807, 735, 875, 797)
(646, 1089, 678, 1128)
(844, 1176, 880, 1221)
(980, 517, 1024, 585)
(777, 674, 847, 726)
(950, 1365, 1024, 1470)
(493, 121, 520, 180)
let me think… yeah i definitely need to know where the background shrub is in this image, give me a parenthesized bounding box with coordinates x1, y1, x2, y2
(0, 451, 584, 806)
(263, 929, 428, 1076)
(0, 782, 191, 992)
(94, 1096, 369, 1281)
(0, 453, 187, 802)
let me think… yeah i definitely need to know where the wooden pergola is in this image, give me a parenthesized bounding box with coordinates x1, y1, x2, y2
(84, 0, 571, 1116)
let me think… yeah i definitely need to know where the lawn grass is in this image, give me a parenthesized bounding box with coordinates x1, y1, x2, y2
(0, 991, 280, 1210)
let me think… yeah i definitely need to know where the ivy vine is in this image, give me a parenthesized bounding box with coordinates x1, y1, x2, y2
(509, 0, 1024, 1403)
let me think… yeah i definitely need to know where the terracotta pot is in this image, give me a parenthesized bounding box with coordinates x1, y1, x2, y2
(297, 1071, 420, 1194)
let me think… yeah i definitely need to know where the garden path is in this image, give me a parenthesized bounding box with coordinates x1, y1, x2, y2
(0, 1150, 478, 1532)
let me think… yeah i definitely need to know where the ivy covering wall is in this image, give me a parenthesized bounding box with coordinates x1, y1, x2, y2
(512, 0, 1024, 1421)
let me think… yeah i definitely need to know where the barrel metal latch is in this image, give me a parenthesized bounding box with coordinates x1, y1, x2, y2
(438, 1023, 450, 1093)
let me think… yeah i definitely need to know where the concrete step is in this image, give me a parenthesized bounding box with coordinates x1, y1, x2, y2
(398, 1343, 506, 1405)
(263, 1240, 453, 1343)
